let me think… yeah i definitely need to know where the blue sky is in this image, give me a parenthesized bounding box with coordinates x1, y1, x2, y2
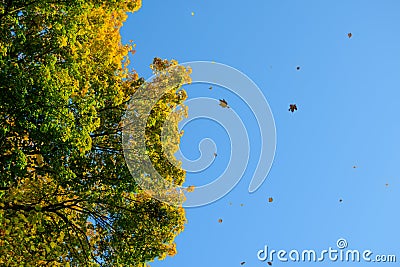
(121, 1, 400, 266)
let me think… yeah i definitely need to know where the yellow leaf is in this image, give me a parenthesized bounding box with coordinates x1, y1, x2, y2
(36, 154, 44, 166)
(186, 185, 195, 192)
(57, 232, 65, 242)
(60, 36, 68, 47)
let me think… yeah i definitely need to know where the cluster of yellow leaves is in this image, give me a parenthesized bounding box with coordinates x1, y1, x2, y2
(0, 173, 94, 266)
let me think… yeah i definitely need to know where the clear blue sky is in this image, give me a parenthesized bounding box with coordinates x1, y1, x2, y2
(121, 1, 400, 266)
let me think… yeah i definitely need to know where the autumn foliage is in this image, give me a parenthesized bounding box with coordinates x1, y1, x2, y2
(0, 0, 189, 266)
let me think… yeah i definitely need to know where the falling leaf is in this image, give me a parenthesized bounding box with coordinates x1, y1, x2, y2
(347, 32, 352, 38)
(288, 104, 297, 112)
(267, 262, 272, 266)
(191, 12, 195, 16)
(268, 197, 273, 203)
(219, 99, 229, 108)
(218, 219, 223, 223)
(186, 185, 195, 192)
(240, 262, 246, 265)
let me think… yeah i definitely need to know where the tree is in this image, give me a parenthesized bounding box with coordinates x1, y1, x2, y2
(0, 0, 190, 265)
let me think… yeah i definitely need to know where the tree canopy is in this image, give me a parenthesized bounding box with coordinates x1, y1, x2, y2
(0, 1, 190, 266)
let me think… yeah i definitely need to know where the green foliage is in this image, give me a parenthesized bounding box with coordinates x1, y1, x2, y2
(146, 58, 189, 187)
(0, 1, 189, 266)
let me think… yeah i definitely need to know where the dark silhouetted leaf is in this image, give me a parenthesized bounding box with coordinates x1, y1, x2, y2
(289, 104, 297, 112)
(219, 99, 229, 108)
